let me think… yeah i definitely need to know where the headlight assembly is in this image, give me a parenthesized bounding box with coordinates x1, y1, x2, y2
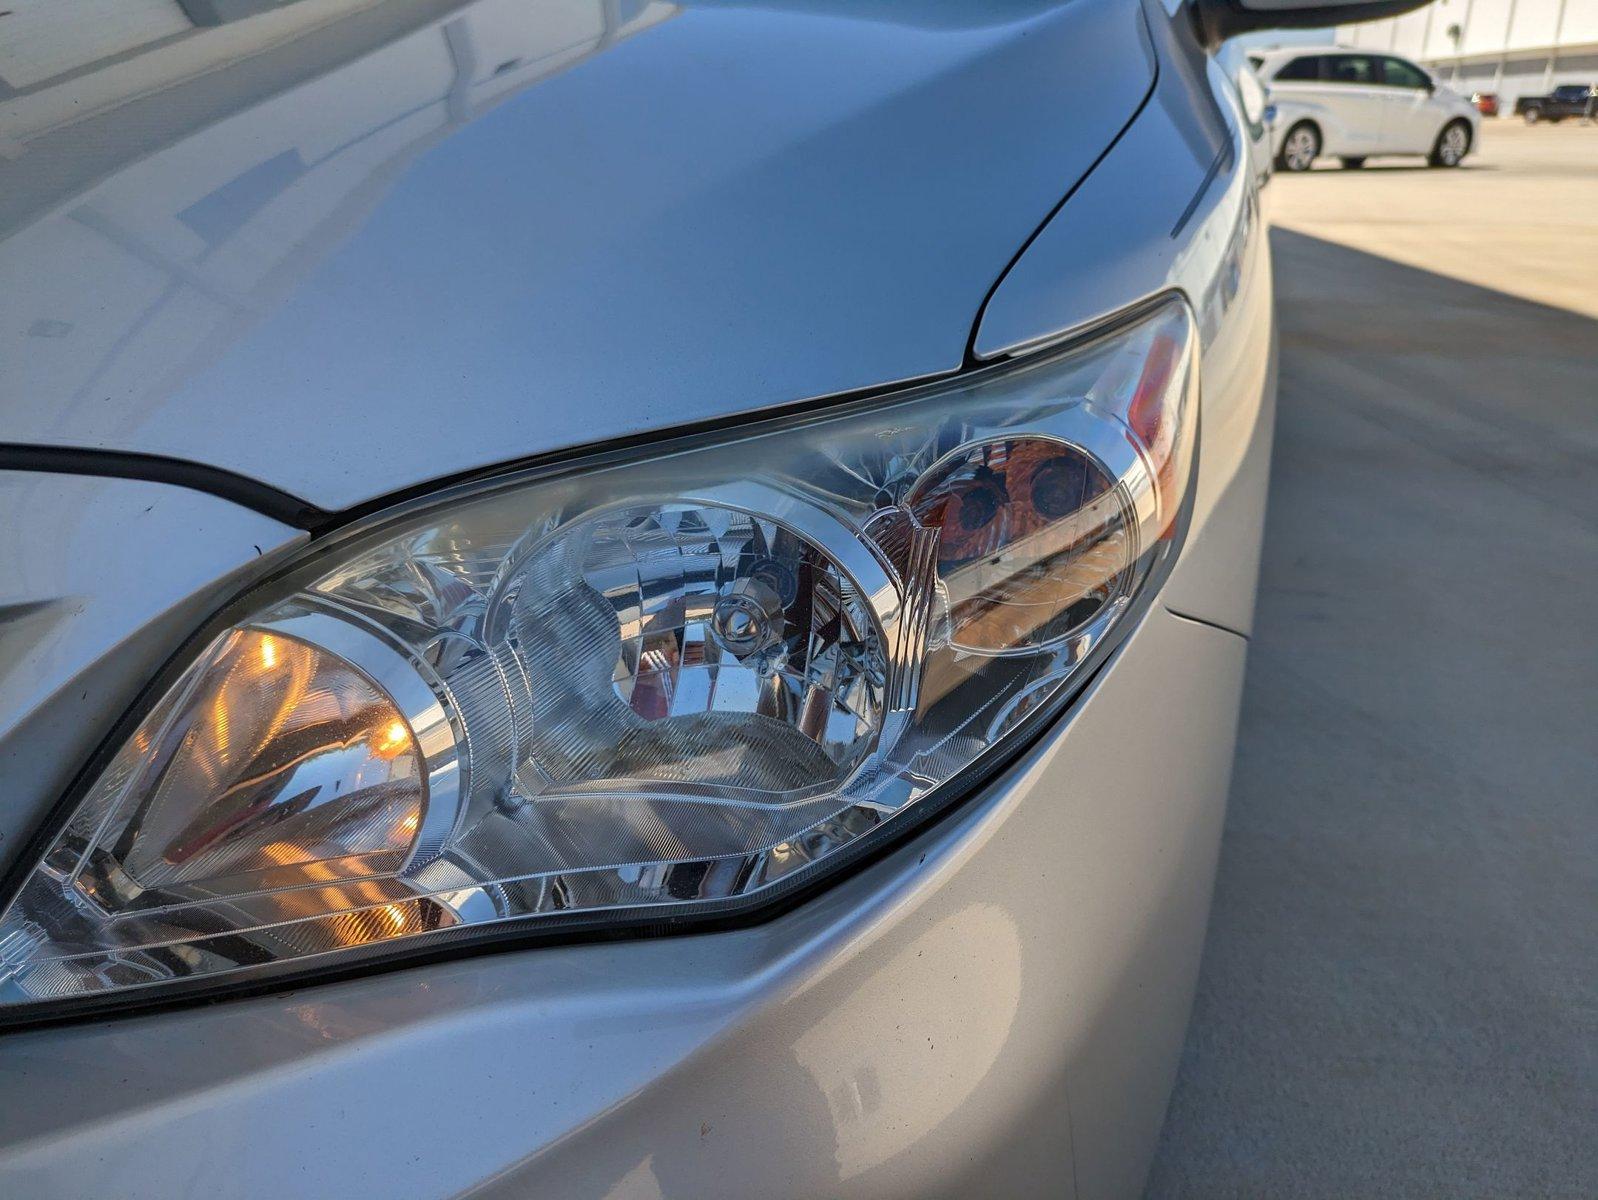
(0, 297, 1198, 1015)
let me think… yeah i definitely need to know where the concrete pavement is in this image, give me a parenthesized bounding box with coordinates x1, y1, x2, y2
(1144, 124, 1598, 1198)
(1269, 119, 1598, 319)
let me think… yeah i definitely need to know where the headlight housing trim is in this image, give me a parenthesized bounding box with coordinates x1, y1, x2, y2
(0, 292, 1200, 1027)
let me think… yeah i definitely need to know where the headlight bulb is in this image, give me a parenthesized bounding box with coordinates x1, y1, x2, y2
(498, 502, 890, 799)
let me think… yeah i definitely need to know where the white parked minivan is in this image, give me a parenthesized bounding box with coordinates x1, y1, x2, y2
(1252, 47, 1481, 171)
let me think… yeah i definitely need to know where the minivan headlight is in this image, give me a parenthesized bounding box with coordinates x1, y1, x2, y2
(0, 298, 1197, 1014)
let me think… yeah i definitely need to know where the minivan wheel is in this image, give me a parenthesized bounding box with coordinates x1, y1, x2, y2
(1340, 157, 1367, 169)
(1429, 120, 1471, 167)
(1278, 122, 1320, 172)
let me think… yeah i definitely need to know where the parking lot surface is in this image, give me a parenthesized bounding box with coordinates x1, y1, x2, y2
(1273, 121, 1598, 318)
(1144, 123, 1598, 1198)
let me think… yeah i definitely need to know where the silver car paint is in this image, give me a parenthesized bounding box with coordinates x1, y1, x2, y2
(0, 0, 1154, 511)
(0, 0, 1275, 1195)
(0, 607, 1247, 1200)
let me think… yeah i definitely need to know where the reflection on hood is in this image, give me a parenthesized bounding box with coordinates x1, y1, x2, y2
(0, 0, 1153, 510)
(0, 0, 677, 460)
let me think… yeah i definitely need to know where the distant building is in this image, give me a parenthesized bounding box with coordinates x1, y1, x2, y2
(1338, 0, 1598, 105)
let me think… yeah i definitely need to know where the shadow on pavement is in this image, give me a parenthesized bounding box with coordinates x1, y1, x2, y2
(1144, 228, 1598, 1199)
(1301, 161, 1499, 173)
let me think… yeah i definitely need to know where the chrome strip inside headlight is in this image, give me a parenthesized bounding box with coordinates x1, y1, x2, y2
(0, 297, 1199, 1014)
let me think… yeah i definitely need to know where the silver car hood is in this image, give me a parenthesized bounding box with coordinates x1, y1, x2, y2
(0, 0, 1153, 512)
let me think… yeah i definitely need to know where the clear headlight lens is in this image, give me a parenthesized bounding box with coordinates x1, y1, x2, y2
(0, 298, 1197, 1013)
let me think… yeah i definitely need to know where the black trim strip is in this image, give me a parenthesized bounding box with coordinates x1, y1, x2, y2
(307, 367, 951, 537)
(1165, 606, 1249, 641)
(1170, 143, 1230, 240)
(0, 444, 326, 529)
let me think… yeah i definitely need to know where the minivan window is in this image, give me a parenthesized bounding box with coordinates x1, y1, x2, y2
(1381, 58, 1430, 90)
(1274, 56, 1321, 82)
(1326, 55, 1378, 86)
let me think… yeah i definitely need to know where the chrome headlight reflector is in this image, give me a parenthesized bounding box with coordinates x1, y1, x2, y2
(0, 298, 1198, 1013)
